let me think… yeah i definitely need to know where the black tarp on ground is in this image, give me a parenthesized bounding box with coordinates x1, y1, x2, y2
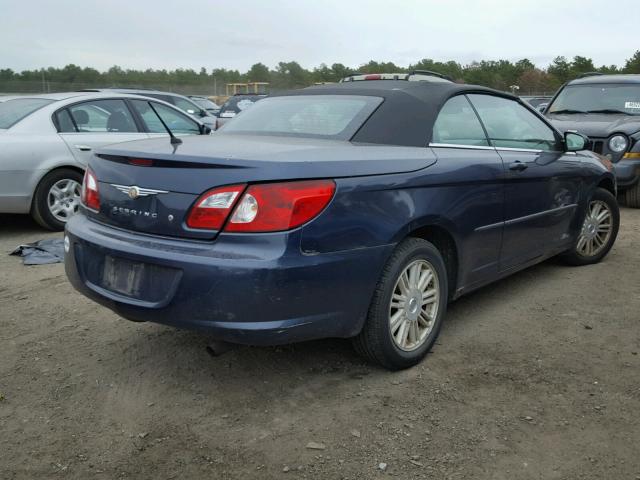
(10, 238, 65, 265)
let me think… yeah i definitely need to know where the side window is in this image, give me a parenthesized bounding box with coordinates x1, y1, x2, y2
(55, 109, 77, 133)
(66, 99, 139, 133)
(131, 100, 200, 135)
(432, 95, 489, 146)
(468, 94, 559, 151)
(172, 96, 200, 115)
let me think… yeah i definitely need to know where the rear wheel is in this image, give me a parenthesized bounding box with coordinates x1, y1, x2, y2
(561, 188, 619, 266)
(31, 169, 83, 231)
(624, 182, 640, 208)
(353, 238, 448, 370)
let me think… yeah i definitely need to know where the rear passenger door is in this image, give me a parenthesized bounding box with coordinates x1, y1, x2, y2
(429, 95, 505, 288)
(56, 99, 147, 166)
(468, 94, 582, 271)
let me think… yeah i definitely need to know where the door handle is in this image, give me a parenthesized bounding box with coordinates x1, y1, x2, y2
(75, 145, 92, 152)
(509, 161, 528, 172)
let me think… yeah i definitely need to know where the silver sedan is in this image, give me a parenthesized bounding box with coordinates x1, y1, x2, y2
(0, 92, 209, 230)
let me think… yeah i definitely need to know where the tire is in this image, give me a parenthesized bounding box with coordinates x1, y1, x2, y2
(353, 238, 448, 370)
(561, 187, 620, 266)
(31, 168, 84, 231)
(624, 182, 640, 208)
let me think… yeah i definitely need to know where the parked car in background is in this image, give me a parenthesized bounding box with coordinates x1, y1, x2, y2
(340, 70, 454, 83)
(544, 74, 640, 207)
(215, 93, 266, 129)
(83, 88, 217, 129)
(65, 78, 618, 369)
(0, 91, 210, 230)
(536, 102, 549, 112)
(521, 95, 552, 110)
(188, 95, 220, 116)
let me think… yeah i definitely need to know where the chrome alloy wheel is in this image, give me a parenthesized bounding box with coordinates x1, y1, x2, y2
(48, 179, 81, 223)
(389, 259, 440, 352)
(577, 200, 613, 258)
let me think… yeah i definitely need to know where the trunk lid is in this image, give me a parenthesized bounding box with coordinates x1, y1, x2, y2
(88, 133, 436, 239)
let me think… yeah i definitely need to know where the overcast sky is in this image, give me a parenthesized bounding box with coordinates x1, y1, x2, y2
(1, 0, 638, 72)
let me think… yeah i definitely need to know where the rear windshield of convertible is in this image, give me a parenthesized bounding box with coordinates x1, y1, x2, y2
(220, 95, 383, 140)
(0, 98, 54, 128)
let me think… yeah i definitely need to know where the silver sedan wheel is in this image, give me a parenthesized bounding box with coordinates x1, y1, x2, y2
(576, 200, 613, 257)
(389, 259, 440, 352)
(48, 179, 81, 223)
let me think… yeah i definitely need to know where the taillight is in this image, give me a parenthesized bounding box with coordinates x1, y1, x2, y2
(225, 180, 335, 232)
(186, 184, 246, 230)
(81, 168, 100, 211)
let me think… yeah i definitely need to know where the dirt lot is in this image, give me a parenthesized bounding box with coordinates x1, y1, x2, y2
(1, 209, 639, 480)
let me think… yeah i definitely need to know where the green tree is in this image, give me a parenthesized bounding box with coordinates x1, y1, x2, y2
(358, 60, 404, 74)
(570, 56, 596, 77)
(330, 63, 350, 81)
(548, 56, 571, 84)
(409, 59, 463, 81)
(624, 50, 640, 73)
(246, 63, 270, 82)
(598, 64, 619, 74)
(1, 51, 638, 95)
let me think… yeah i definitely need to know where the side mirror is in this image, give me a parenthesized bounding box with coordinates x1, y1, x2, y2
(200, 124, 211, 135)
(200, 109, 208, 118)
(564, 131, 589, 152)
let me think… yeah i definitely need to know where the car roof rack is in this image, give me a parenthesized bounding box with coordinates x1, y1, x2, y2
(577, 72, 604, 79)
(341, 73, 407, 82)
(408, 70, 454, 82)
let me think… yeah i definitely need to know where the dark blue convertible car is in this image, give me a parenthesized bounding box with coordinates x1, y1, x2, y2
(65, 75, 619, 369)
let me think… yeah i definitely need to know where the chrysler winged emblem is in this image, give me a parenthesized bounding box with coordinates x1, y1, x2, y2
(111, 184, 169, 199)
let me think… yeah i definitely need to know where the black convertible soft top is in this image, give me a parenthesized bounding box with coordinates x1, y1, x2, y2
(276, 81, 518, 147)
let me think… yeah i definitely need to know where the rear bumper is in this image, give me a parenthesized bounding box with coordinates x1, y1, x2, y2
(615, 159, 640, 190)
(64, 214, 393, 345)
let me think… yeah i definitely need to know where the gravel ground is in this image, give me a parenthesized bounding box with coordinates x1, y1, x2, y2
(1, 209, 639, 480)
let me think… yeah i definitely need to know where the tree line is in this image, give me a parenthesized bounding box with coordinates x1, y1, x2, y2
(2, 51, 639, 96)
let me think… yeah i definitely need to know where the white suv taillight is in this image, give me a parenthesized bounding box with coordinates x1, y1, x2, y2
(81, 168, 100, 211)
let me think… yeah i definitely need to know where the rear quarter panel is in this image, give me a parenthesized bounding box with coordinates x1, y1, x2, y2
(300, 146, 506, 293)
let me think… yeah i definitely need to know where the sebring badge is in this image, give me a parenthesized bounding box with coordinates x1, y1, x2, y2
(111, 184, 169, 198)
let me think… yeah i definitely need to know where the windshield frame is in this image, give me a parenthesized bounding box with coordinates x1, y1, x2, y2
(219, 94, 384, 141)
(548, 83, 640, 116)
(0, 98, 55, 129)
